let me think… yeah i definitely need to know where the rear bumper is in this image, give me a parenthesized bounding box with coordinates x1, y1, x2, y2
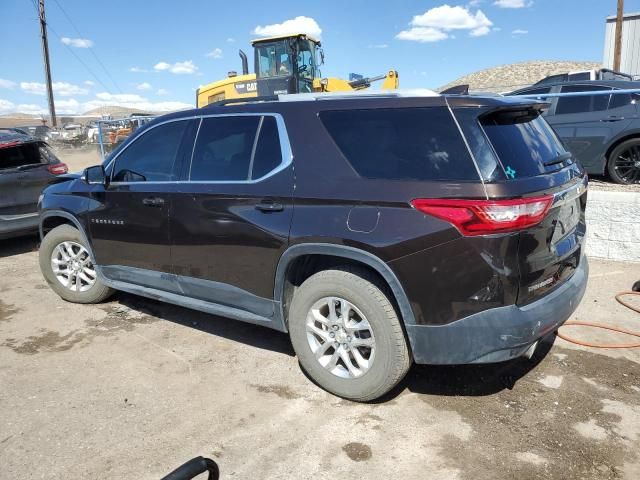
(0, 213, 40, 239)
(406, 255, 589, 364)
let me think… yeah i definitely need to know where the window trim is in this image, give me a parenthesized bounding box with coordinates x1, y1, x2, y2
(107, 117, 192, 186)
(106, 112, 293, 185)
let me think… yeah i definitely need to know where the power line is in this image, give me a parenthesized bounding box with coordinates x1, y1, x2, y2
(26, 0, 114, 94)
(51, 0, 123, 93)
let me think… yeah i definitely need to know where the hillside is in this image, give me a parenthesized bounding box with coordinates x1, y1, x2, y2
(438, 60, 601, 93)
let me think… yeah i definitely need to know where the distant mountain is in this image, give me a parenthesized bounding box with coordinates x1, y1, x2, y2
(81, 105, 152, 116)
(438, 60, 601, 93)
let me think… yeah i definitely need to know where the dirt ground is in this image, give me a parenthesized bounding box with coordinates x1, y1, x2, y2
(0, 236, 638, 480)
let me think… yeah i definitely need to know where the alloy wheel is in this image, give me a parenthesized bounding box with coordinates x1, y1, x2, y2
(613, 144, 640, 184)
(50, 241, 96, 292)
(305, 296, 376, 379)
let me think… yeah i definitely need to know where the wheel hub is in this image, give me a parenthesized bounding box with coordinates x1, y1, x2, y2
(51, 241, 96, 292)
(305, 297, 376, 379)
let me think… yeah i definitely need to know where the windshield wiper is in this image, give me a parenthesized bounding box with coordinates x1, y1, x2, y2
(543, 152, 573, 167)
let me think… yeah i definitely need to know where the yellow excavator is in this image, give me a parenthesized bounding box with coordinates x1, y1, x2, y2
(196, 33, 399, 107)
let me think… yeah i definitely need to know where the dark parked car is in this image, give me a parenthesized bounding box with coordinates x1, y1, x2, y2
(38, 92, 588, 400)
(0, 130, 68, 239)
(16, 124, 53, 142)
(508, 80, 640, 184)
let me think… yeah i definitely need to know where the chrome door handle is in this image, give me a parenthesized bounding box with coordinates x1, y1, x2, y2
(142, 197, 165, 207)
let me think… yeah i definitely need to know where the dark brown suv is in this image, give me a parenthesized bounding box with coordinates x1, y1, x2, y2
(37, 92, 588, 400)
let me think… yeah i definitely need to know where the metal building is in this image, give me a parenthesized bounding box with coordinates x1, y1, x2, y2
(603, 11, 640, 76)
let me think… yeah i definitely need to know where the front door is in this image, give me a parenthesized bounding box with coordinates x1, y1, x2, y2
(170, 114, 294, 317)
(87, 118, 193, 289)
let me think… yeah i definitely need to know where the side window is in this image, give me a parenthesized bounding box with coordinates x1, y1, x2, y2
(319, 107, 479, 181)
(112, 120, 187, 182)
(190, 116, 260, 181)
(251, 117, 282, 179)
(608, 92, 639, 111)
(519, 87, 551, 97)
(555, 85, 612, 115)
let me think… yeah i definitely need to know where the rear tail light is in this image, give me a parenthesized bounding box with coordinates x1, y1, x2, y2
(47, 163, 68, 175)
(411, 195, 553, 236)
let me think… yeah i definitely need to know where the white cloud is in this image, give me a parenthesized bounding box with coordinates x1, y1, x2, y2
(470, 25, 491, 36)
(154, 60, 198, 74)
(84, 80, 95, 86)
(129, 66, 149, 73)
(20, 81, 89, 96)
(368, 44, 389, 49)
(156, 88, 168, 95)
(61, 37, 93, 48)
(512, 29, 528, 34)
(396, 27, 449, 43)
(226, 37, 235, 43)
(206, 48, 223, 59)
(396, 5, 494, 42)
(55, 98, 81, 114)
(96, 92, 146, 102)
(253, 16, 322, 39)
(136, 82, 152, 91)
(0, 78, 16, 89)
(0, 98, 15, 113)
(494, 0, 531, 8)
(16, 103, 47, 115)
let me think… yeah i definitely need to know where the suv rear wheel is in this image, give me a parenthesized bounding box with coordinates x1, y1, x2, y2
(39, 224, 114, 303)
(608, 138, 640, 184)
(288, 267, 411, 401)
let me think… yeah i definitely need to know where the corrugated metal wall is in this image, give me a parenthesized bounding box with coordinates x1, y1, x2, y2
(603, 12, 640, 76)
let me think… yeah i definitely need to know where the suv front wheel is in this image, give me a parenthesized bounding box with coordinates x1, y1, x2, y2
(39, 224, 114, 304)
(288, 267, 411, 401)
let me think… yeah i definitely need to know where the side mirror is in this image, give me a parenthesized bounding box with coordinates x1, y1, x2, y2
(84, 165, 106, 185)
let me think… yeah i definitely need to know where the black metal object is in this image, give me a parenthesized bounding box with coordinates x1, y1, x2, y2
(161, 456, 219, 480)
(239, 49, 249, 75)
(633, 280, 640, 292)
(441, 84, 470, 95)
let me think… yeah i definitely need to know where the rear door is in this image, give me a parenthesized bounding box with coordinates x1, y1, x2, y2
(476, 106, 587, 305)
(170, 114, 293, 316)
(545, 84, 631, 173)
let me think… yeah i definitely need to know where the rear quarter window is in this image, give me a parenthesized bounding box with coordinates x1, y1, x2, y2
(319, 107, 479, 181)
(481, 109, 570, 179)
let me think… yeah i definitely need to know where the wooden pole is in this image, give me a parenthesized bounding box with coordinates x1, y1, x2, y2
(38, 0, 57, 126)
(613, 0, 624, 71)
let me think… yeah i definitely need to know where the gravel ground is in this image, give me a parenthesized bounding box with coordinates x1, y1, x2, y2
(0, 236, 639, 480)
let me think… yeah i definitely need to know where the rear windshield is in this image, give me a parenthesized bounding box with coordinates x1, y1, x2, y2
(319, 107, 479, 181)
(0, 142, 46, 170)
(480, 110, 571, 179)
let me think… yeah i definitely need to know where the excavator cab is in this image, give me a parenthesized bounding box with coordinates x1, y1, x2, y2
(252, 34, 321, 96)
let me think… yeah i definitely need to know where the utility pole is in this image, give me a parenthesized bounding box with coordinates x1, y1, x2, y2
(613, 0, 624, 71)
(38, 0, 56, 126)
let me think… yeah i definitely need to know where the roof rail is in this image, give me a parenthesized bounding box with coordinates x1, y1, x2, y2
(203, 89, 440, 108)
(205, 95, 280, 108)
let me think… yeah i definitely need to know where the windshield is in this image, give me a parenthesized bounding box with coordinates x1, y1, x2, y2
(256, 40, 292, 78)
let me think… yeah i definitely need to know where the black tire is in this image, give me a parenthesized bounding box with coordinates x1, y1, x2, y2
(39, 224, 114, 304)
(288, 267, 411, 401)
(607, 138, 640, 185)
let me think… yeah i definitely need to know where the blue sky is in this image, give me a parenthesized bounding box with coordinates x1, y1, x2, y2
(0, 0, 638, 115)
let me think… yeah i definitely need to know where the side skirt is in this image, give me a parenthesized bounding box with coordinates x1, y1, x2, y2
(99, 271, 287, 333)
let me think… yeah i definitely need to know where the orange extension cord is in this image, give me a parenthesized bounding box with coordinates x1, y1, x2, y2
(556, 291, 640, 348)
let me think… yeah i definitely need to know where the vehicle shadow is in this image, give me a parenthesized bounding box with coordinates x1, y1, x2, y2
(382, 334, 556, 401)
(0, 234, 40, 258)
(112, 292, 296, 357)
